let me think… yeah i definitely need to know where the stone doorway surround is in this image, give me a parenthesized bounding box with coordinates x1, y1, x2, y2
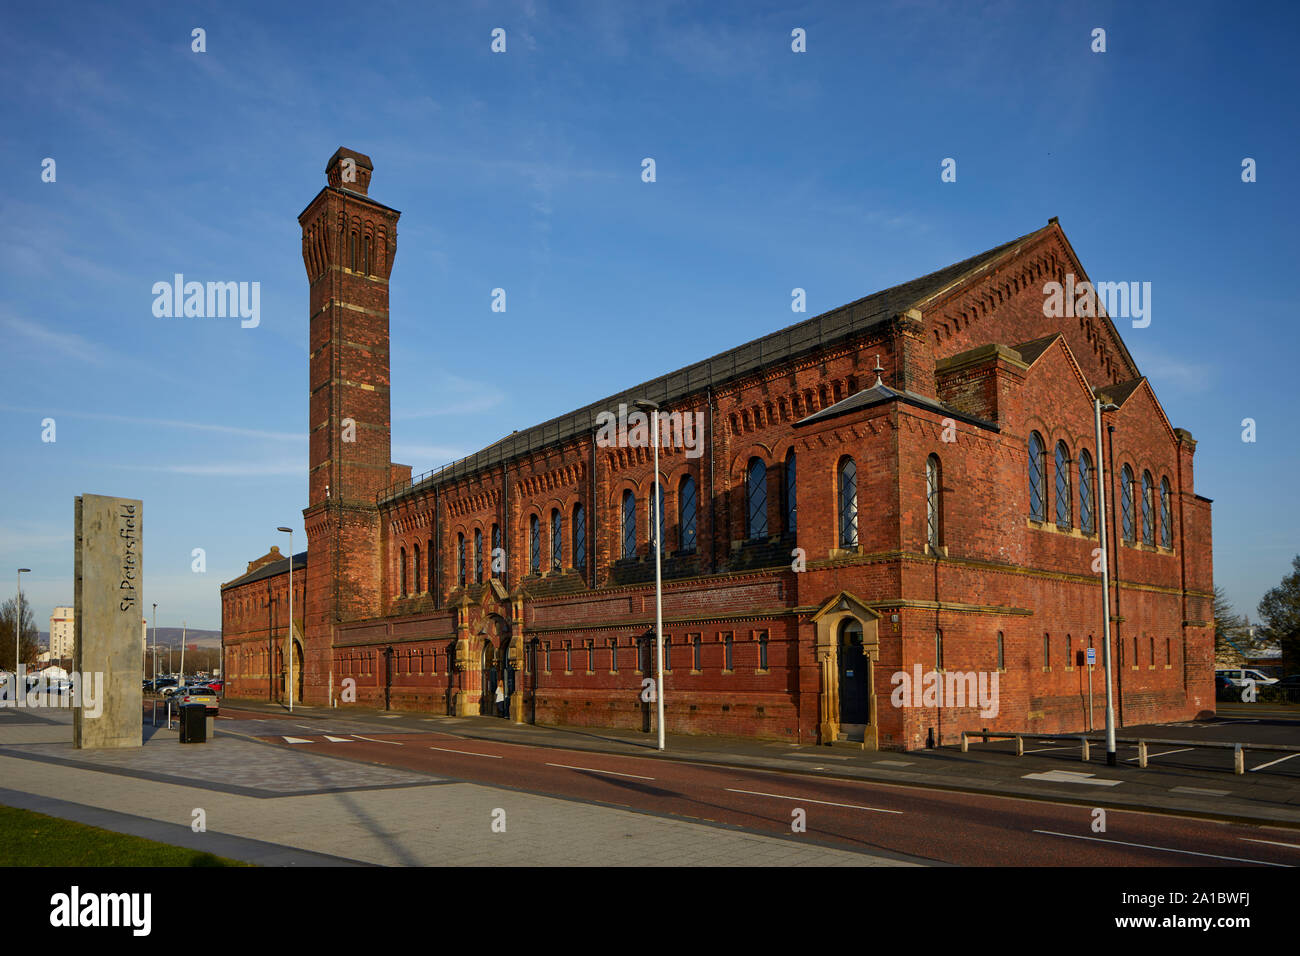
(811, 592, 880, 749)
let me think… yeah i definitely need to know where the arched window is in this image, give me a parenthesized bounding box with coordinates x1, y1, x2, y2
(784, 450, 797, 534)
(1028, 432, 1046, 520)
(573, 504, 587, 572)
(649, 483, 664, 555)
(746, 458, 768, 539)
(413, 544, 421, 593)
(490, 525, 501, 578)
(1160, 477, 1173, 548)
(399, 547, 407, 595)
(1141, 470, 1155, 545)
(550, 509, 562, 571)
(838, 457, 858, 547)
(473, 528, 483, 584)
(678, 476, 697, 552)
(621, 490, 636, 559)
(926, 454, 942, 549)
(1055, 441, 1071, 529)
(529, 514, 541, 573)
(456, 534, 465, 588)
(363, 234, 372, 275)
(1078, 449, 1095, 534)
(1121, 465, 1135, 542)
(349, 230, 358, 272)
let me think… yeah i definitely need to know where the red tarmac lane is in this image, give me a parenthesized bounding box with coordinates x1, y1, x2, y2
(216, 707, 1300, 867)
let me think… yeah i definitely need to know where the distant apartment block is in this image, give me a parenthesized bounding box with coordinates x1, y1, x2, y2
(49, 606, 74, 659)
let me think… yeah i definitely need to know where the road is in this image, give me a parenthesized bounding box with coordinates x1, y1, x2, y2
(213, 705, 1299, 867)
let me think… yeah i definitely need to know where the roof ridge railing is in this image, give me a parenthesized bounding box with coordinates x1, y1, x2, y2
(377, 451, 481, 503)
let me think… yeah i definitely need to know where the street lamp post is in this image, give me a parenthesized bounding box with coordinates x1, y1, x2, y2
(15, 569, 31, 699)
(152, 602, 157, 681)
(278, 527, 294, 713)
(1094, 398, 1120, 766)
(633, 400, 666, 751)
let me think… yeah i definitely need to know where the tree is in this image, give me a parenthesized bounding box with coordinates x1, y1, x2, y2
(1213, 586, 1246, 663)
(0, 597, 40, 671)
(1258, 555, 1300, 671)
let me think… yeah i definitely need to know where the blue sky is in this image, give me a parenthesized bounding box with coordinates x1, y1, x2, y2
(2, 0, 1296, 632)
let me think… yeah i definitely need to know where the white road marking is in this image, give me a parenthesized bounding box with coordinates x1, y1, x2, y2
(546, 762, 654, 780)
(1125, 748, 1193, 761)
(1171, 786, 1231, 796)
(1250, 752, 1300, 772)
(1022, 746, 1076, 754)
(379, 714, 402, 719)
(281, 736, 312, 744)
(352, 734, 403, 745)
(324, 735, 352, 743)
(726, 788, 903, 813)
(875, 759, 914, 767)
(1022, 770, 1122, 787)
(430, 746, 502, 759)
(1241, 837, 1300, 850)
(1033, 830, 1289, 866)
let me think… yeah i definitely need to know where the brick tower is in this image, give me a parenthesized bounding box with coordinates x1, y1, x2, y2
(298, 147, 402, 704)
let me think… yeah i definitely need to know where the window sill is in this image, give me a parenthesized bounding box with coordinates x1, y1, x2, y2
(754, 669, 770, 675)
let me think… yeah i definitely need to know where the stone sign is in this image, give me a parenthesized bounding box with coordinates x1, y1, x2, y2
(73, 494, 143, 748)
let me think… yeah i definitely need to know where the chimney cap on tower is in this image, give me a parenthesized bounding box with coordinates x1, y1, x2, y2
(327, 147, 374, 194)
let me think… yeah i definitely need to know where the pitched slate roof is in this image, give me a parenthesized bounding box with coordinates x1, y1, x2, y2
(793, 380, 998, 432)
(382, 223, 1052, 504)
(220, 550, 308, 592)
(1095, 378, 1145, 407)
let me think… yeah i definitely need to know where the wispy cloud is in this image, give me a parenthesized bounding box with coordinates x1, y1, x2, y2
(0, 405, 303, 443)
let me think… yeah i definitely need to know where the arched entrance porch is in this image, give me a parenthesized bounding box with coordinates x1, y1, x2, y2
(811, 592, 881, 748)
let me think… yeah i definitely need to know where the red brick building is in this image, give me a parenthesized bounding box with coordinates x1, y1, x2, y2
(220, 148, 1215, 750)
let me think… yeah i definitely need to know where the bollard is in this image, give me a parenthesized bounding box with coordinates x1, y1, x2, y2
(1234, 744, 1244, 775)
(1138, 740, 1148, 768)
(1081, 736, 1090, 762)
(961, 732, 969, 753)
(1016, 735, 1024, 757)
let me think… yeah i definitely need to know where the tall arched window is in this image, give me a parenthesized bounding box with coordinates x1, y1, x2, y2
(1055, 441, 1072, 529)
(678, 475, 697, 552)
(926, 454, 942, 549)
(529, 514, 541, 573)
(400, 547, 407, 595)
(457, 533, 466, 587)
(838, 457, 858, 547)
(784, 450, 797, 534)
(1160, 477, 1173, 548)
(473, 528, 483, 583)
(349, 230, 358, 272)
(490, 524, 501, 578)
(1028, 432, 1046, 520)
(413, 543, 421, 593)
(1121, 465, 1135, 542)
(551, 509, 562, 571)
(746, 458, 768, 539)
(621, 490, 636, 559)
(1078, 449, 1095, 534)
(363, 234, 372, 275)
(1141, 470, 1155, 545)
(572, 504, 587, 572)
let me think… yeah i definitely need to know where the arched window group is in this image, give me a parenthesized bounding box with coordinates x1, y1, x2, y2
(1027, 433, 1101, 537)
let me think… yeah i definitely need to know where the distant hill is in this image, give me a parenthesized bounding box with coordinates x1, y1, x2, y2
(146, 627, 222, 649)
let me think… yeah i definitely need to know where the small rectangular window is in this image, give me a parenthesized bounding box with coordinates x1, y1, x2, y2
(936, 629, 943, 670)
(610, 638, 618, 672)
(723, 632, 733, 671)
(997, 631, 1005, 670)
(692, 634, 702, 671)
(758, 631, 769, 670)
(1043, 633, 1050, 668)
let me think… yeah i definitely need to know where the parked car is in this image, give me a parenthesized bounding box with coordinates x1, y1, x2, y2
(172, 685, 219, 715)
(1215, 668, 1277, 688)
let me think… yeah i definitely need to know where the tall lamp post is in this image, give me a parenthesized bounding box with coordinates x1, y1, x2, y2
(278, 527, 294, 713)
(1094, 398, 1120, 766)
(15, 569, 31, 698)
(152, 602, 157, 681)
(633, 400, 665, 751)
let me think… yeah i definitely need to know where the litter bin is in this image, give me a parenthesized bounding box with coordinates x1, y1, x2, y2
(179, 703, 208, 744)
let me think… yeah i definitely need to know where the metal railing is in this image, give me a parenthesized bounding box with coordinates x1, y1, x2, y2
(960, 729, 1300, 775)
